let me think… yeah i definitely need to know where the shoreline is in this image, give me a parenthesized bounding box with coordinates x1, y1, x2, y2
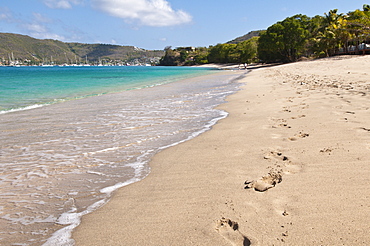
(0, 69, 244, 245)
(73, 56, 370, 245)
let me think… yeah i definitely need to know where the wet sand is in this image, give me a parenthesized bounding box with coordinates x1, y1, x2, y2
(73, 56, 370, 245)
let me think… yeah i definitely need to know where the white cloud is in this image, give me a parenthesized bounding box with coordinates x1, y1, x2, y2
(18, 12, 65, 40)
(0, 7, 74, 41)
(32, 13, 52, 23)
(43, 0, 84, 9)
(0, 7, 13, 22)
(21, 22, 65, 40)
(24, 23, 48, 33)
(92, 0, 192, 27)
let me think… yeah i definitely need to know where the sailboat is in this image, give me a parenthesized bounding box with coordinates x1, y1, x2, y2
(9, 52, 20, 67)
(59, 52, 69, 66)
(83, 56, 91, 66)
(41, 56, 55, 67)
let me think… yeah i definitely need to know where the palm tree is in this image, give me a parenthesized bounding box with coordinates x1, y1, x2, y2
(363, 4, 370, 12)
(347, 9, 370, 53)
(322, 9, 349, 55)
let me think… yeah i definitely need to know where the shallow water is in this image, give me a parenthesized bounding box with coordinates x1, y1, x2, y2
(0, 69, 245, 245)
(0, 66, 214, 113)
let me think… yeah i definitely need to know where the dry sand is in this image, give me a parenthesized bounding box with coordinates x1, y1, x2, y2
(73, 56, 370, 245)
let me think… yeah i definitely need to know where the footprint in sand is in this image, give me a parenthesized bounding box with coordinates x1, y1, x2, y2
(244, 171, 282, 192)
(215, 218, 251, 246)
(320, 147, 334, 154)
(290, 114, 306, 120)
(278, 123, 292, 128)
(264, 151, 302, 175)
(287, 131, 309, 141)
(273, 198, 290, 217)
(281, 107, 292, 113)
(269, 118, 292, 129)
(263, 151, 289, 162)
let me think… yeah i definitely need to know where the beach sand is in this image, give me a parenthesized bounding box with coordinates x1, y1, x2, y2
(73, 56, 370, 245)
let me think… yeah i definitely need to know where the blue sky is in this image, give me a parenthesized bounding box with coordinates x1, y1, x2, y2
(0, 0, 367, 50)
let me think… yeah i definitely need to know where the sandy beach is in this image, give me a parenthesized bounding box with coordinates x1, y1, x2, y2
(73, 56, 370, 245)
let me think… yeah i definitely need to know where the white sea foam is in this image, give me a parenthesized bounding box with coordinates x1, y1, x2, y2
(43, 199, 107, 246)
(100, 176, 143, 194)
(0, 104, 45, 114)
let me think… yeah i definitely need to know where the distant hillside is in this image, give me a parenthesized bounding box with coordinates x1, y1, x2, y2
(66, 43, 164, 63)
(227, 30, 262, 44)
(0, 33, 164, 65)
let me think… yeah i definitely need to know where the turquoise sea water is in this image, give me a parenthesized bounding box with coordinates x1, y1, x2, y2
(0, 66, 214, 113)
(0, 66, 245, 245)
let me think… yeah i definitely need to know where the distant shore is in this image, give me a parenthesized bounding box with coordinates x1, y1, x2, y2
(73, 55, 370, 245)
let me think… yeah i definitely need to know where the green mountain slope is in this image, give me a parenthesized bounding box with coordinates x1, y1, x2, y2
(0, 33, 164, 65)
(227, 30, 262, 44)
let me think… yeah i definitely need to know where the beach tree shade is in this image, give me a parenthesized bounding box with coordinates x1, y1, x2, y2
(207, 38, 258, 64)
(234, 37, 259, 64)
(256, 4, 370, 62)
(305, 15, 326, 57)
(258, 15, 310, 63)
(311, 9, 348, 57)
(346, 8, 370, 46)
(193, 47, 209, 64)
(208, 43, 237, 63)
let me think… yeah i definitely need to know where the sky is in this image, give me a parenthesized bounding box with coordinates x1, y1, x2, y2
(0, 0, 367, 50)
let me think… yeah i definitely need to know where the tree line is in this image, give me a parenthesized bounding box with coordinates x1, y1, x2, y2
(160, 4, 370, 65)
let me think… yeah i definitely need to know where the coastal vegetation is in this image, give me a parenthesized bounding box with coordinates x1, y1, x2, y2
(159, 32, 260, 66)
(159, 46, 209, 66)
(258, 5, 370, 63)
(160, 4, 370, 65)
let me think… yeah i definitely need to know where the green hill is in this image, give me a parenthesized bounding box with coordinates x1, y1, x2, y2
(0, 33, 164, 65)
(227, 30, 262, 44)
(67, 43, 163, 63)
